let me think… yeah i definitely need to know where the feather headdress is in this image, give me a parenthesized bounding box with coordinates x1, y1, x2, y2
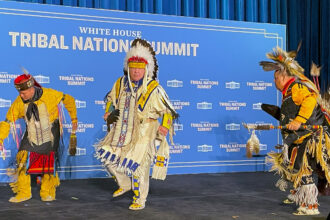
(260, 45, 330, 121)
(123, 38, 158, 96)
(124, 38, 158, 80)
(259, 45, 320, 100)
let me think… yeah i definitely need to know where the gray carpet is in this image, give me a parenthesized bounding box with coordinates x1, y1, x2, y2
(0, 172, 329, 220)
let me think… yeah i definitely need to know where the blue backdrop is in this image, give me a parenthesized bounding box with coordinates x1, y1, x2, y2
(0, 0, 285, 182)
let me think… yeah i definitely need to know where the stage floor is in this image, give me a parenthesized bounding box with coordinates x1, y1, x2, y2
(0, 172, 329, 220)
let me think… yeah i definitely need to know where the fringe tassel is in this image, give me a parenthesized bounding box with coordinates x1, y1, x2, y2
(9, 108, 21, 149)
(266, 151, 313, 188)
(151, 159, 168, 180)
(8, 167, 19, 194)
(266, 152, 285, 176)
(51, 172, 60, 188)
(325, 132, 330, 158)
(93, 127, 115, 148)
(7, 150, 28, 194)
(288, 190, 296, 201)
(95, 145, 149, 179)
(292, 154, 313, 188)
(152, 137, 169, 180)
(246, 130, 260, 158)
(10, 122, 20, 149)
(275, 178, 288, 192)
(306, 139, 316, 158)
(117, 121, 158, 178)
(169, 126, 174, 145)
(292, 184, 318, 206)
(95, 113, 170, 181)
(315, 129, 330, 183)
(57, 102, 66, 136)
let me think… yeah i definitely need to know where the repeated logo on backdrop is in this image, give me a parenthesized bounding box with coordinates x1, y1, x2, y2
(34, 75, 50, 84)
(167, 79, 183, 88)
(0, 98, 11, 108)
(59, 74, 94, 86)
(171, 100, 190, 110)
(0, 72, 18, 84)
(225, 81, 240, 89)
(190, 79, 219, 89)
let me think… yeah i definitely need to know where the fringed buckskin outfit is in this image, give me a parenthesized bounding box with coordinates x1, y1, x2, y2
(0, 73, 77, 202)
(260, 47, 330, 215)
(95, 39, 177, 210)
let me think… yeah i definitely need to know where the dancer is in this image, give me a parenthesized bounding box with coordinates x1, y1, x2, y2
(0, 72, 78, 202)
(95, 38, 178, 210)
(260, 47, 330, 215)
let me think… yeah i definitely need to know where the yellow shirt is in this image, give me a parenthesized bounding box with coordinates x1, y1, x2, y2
(0, 87, 77, 143)
(291, 83, 317, 123)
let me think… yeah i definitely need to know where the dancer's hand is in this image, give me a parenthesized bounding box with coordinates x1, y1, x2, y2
(103, 112, 110, 121)
(287, 120, 301, 130)
(72, 121, 78, 133)
(158, 126, 168, 136)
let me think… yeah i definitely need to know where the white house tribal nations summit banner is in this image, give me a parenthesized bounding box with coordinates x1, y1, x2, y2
(0, 0, 285, 182)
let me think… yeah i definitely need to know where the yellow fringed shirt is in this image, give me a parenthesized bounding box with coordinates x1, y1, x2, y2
(0, 87, 77, 143)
